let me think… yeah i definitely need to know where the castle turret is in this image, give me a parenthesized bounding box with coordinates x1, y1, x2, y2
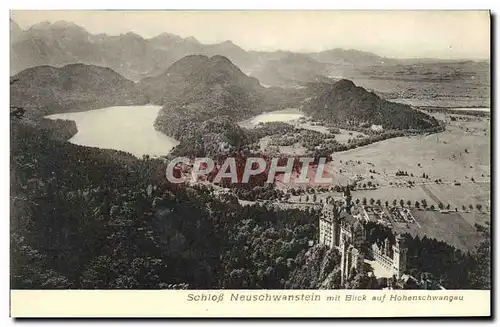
(384, 238, 390, 256)
(392, 234, 407, 279)
(343, 186, 352, 213)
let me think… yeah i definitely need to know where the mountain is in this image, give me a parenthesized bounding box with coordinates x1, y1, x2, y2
(302, 79, 440, 130)
(139, 55, 270, 139)
(10, 63, 147, 117)
(10, 20, 411, 83)
(203, 40, 254, 71)
(10, 19, 22, 41)
(10, 21, 258, 81)
(249, 52, 332, 88)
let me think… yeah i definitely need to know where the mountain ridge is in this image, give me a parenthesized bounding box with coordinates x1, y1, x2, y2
(9, 19, 418, 83)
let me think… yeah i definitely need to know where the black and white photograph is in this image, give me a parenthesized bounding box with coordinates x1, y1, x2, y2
(8, 9, 491, 317)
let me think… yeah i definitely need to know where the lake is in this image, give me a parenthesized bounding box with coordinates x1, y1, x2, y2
(238, 108, 304, 128)
(45, 105, 179, 157)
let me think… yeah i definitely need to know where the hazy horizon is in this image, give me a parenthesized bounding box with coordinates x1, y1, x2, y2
(11, 10, 490, 60)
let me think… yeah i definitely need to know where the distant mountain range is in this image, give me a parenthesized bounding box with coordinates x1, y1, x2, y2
(249, 52, 334, 88)
(10, 20, 258, 81)
(12, 19, 479, 86)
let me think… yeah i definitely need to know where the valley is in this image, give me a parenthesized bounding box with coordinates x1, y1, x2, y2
(9, 15, 491, 293)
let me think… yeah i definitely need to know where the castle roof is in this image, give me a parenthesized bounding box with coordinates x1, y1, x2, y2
(341, 212, 357, 226)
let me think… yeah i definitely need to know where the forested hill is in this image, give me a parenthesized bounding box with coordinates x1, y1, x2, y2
(146, 55, 301, 144)
(138, 54, 264, 107)
(10, 118, 319, 289)
(10, 64, 147, 118)
(302, 79, 440, 130)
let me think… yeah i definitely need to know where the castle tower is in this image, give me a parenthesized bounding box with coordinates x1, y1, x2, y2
(384, 238, 390, 256)
(319, 202, 342, 248)
(392, 234, 408, 279)
(353, 220, 365, 249)
(340, 234, 347, 286)
(343, 186, 352, 213)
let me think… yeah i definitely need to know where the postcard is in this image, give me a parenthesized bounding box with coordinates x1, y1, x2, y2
(9, 10, 491, 318)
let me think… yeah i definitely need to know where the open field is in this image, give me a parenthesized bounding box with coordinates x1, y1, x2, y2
(283, 114, 490, 251)
(390, 98, 490, 108)
(345, 60, 490, 109)
(281, 113, 490, 211)
(330, 115, 490, 192)
(396, 209, 485, 252)
(332, 128, 489, 182)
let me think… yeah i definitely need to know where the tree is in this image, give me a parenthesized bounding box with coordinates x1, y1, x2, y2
(430, 205, 435, 210)
(10, 79, 26, 119)
(305, 195, 310, 202)
(422, 199, 428, 209)
(362, 197, 367, 206)
(393, 199, 397, 206)
(376, 199, 381, 206)
(415, 201, 420, 209)
(462, 205, 467, 211)
(385, 201, 389, 207)
(400, 199, 404, 207)
(468, 224, 490, 289)
(406, 200, 411, 207)
(355, 199, 360, 205)
(469, 204, 474, 210)
(369, 198, 375, 205)
(438, 203, 444, 210)
(446, 204, 451, 210)
(312, 194, 317, 202)
(476, 204, 482, 211)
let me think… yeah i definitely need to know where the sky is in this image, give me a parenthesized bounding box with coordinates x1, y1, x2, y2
(11, 10, 490, 60)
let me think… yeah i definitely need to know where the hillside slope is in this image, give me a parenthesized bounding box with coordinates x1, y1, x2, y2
(302, 79, 440, 130)
(11, 63, 147, 117)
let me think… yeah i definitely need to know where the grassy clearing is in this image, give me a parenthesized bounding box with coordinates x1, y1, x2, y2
(395, 209, 484, 252)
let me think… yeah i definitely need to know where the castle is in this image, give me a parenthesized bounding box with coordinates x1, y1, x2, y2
(319, 199, 408, 286)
